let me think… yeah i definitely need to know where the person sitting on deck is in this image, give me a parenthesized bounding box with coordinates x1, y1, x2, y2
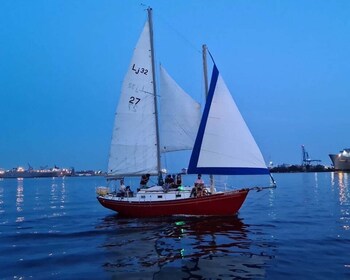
(139, 174, 150, 189)
(125, 185, 132, 197)
(195, 174, 204, 186)
(162, 174, 175, 192)
(117, 178, 130, 197)
(119, 178, 126, 193)
(165, 174, 175, 187)
(194, 174, 205, 197)
(158, 173, 164, 186)
(176, 174, 182, 187)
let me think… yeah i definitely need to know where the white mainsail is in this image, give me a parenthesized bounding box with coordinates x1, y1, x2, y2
(108, 21, 158, 177)
(188, 64, 269, 175)
(159, 65, 201, 153)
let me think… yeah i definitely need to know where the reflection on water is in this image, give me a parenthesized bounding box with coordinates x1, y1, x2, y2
(331, 172, 350, 204)
(330, 172, 350, 232)
(60, 180, 66, 208)
(98, 215, 275, 279)
(16, 178, 24, 223)
(49, 178, 67, 217)
(335, 172, 349, 205)
(0, 183, 4, 219)
(267, 188, 277, 220)
(51, 179, 58, 210)
(314, 172, 318, 185)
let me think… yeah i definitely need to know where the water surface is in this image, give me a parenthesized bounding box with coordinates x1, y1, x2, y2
(0, 173, 349, 279)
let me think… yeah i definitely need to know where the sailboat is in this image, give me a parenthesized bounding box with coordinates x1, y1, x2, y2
(97, 7, 275, 218)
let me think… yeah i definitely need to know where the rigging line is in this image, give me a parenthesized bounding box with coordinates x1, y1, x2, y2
(155, 12, 203, 105)
(206, 47, 216, 65)
(155, 11, 201, 54)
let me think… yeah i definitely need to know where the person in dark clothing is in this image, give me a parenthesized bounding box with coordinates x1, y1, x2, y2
(158, 174, 164, 186)
(140, 174, 150, 189)
(176, 174, 182, 187)
(165, 174, 175, 186)
(163, 174, 175, 191)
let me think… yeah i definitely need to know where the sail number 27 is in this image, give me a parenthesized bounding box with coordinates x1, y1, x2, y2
(129, 95, 141, 111)
(129, 96, 141, 105)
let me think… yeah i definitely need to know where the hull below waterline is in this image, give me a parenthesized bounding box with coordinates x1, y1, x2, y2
(97, 189, 249, 217)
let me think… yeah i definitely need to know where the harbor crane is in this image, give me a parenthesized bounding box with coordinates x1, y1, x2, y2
(301, 145, 321, 167)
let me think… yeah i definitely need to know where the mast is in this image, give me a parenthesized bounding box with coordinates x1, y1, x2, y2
(148, 7, 162, 177)
(202, 44, 215, 193)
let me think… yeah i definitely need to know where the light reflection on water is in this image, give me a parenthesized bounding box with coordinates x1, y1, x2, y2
(16, 178, 24, 223)
(331, 172, 350, 233)
(49, 178, 67, 216)
(0, 183, 4, 219)
(267, 188, 277, 220)
(333, 172, 349, 204)
(98, 215, 275, 279)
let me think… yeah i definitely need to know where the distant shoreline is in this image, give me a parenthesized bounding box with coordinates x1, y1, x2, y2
(269, 165, 350, 173)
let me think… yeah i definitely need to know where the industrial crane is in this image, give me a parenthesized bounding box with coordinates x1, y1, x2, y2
(301, 145, 321, 167)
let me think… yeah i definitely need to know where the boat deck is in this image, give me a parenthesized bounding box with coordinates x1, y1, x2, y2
(97, 185, 217, 202)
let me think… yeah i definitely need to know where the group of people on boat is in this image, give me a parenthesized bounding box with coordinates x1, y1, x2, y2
(138, 173, 183, 192)
(162, 173, 183, 192)
(117, 173, 207, 197)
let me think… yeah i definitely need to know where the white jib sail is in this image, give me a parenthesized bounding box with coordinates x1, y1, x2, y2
(197, 71, 267, 171)
(108, 21, 158, 177)
(159, 65, 201, 153)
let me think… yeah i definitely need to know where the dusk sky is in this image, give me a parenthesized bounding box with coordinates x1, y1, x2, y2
(1, 0, 349, 171)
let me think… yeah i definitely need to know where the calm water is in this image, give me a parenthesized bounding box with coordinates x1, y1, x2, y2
(0, 173, 349, 279)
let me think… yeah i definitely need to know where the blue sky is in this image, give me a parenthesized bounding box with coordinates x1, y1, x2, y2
(1, 0, 349, 171)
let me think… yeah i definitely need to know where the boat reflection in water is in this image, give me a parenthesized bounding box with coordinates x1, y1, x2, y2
(98, 215, 275, 279)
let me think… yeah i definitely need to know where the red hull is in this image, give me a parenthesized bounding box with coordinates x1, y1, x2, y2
(97, 189, 249, 218)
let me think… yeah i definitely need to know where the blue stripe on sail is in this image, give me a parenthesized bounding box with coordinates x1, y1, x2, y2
(188, 64, 219, 174)
(187, 167, 270, 175)
(188, 64, 270, 176)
